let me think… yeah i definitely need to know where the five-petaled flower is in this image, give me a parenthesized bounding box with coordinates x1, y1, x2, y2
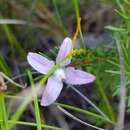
(27, 37, 96, 106)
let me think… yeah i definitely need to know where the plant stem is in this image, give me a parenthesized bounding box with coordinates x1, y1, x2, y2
(73, 0, 86, 49)
(114, 37, 126, 130)
(57, 105, 105, 130)
(70, 86, 110, 121)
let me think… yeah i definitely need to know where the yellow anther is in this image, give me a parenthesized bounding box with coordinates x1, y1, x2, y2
(72, 49, 86, 56)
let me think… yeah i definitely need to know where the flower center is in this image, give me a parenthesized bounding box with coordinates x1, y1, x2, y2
(54, 68, 66, 80)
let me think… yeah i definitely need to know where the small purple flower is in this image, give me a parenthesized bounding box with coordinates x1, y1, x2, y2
(27, 37, 96, 106)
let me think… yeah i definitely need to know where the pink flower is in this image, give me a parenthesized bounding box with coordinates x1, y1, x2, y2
(27, 37, 96, 106)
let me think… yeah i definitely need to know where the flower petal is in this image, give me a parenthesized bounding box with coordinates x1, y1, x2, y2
(40, 75, 63, 106)
(56, 37, 72, 66)
(65, 67, 96, 85)
(27, 52, 55, 74)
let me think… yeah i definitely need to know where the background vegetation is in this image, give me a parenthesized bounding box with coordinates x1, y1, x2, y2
(0, 0, 130, 130)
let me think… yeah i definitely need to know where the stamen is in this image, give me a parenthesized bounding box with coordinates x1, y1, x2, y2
(54, 68, 66, 80)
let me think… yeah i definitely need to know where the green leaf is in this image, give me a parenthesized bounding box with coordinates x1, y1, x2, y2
(105, 26, 126, 32)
